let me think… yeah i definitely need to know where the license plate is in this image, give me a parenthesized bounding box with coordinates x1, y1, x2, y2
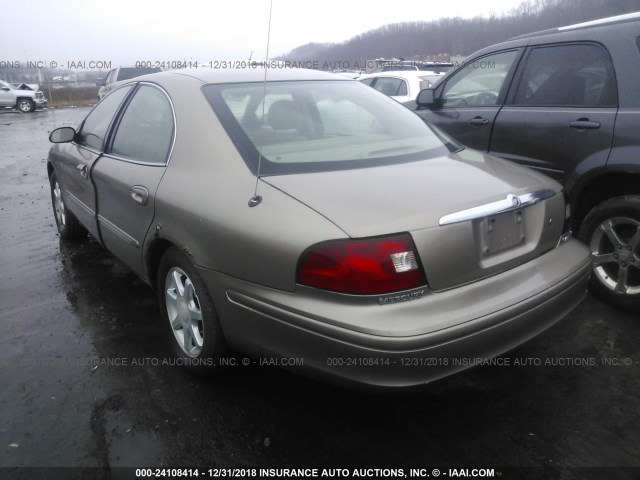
(479, 209, 525, 256)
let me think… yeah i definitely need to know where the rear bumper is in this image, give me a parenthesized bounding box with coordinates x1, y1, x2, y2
(199, 239, 591, 388)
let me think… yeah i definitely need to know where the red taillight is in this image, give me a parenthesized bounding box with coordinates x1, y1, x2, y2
(298, 234, 426, 294)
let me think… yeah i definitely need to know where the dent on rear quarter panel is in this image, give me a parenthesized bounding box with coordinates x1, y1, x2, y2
(146, 74, 347, 292)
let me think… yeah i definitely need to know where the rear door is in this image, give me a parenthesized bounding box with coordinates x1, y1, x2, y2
(490, 43, 617, 182)
(419, 49, 522, 150)
(92, 83, 175, 277)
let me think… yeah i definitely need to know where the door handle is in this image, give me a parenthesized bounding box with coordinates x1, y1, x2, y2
(569, 119, 600, 130)
(76, 164, 88, 178)
(130, 186, 149, 206)
(469, 116, 490, 126)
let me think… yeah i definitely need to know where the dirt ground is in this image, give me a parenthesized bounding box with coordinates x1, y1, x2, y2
(0, 107, 638, 480)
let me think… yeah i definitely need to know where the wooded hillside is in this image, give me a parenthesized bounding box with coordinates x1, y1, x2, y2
(278, 0, 640, 64)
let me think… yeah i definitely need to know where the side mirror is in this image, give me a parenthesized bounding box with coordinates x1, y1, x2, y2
(416, 88, 436, 109)
(49, 127, 76, 143)
(1, 86, 10, 91)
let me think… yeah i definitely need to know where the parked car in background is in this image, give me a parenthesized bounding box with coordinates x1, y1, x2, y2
(47, 68, 590, 388)
(97, 66, 162, 99)
(408, 12, 640, 312)
(366, 60, 454, 74)
(0, 79, 47, 112)
(331, 70, 362, 79)
(358, 70, 445, 103)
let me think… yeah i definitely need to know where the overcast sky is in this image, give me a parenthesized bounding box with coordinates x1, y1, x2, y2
(1, 0, 526, 68)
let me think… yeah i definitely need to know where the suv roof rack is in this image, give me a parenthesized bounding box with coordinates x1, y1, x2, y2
(509, 11, 640, 40)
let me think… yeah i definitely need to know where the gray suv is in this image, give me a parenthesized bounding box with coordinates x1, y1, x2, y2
(410, 13, 640, 312)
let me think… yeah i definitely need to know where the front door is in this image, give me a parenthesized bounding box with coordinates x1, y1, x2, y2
(417, 49, 522, 151)
(52, 85, 134, 239)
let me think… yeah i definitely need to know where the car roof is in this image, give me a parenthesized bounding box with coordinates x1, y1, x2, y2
(140, 68, 350, 85)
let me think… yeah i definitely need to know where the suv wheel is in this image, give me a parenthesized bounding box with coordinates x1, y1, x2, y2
(578, 195, 640, 312)
(17, 98, 35, 113)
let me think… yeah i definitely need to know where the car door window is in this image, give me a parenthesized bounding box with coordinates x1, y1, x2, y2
(110, 85, 174, 164)
(76, 85, 132, 150)
(441, 50, 519, 107)
(513, 44, 617, 107)
(372, 77, 407, 96)
(359, 77, 375, 87)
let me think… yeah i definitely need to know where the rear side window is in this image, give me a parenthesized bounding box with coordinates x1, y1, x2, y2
(110, 85, 174, 164)
(513, 43, 617, 107)
(76, 85, 132, 150)
(372, 77, 407, 96)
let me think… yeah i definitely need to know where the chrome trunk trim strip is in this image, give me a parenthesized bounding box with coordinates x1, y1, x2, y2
(439, 189, 556, 226)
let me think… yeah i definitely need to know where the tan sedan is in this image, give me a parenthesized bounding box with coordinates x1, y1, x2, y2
(47, 68, 591, 388)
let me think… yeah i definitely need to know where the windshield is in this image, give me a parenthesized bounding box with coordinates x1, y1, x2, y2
(204, 80, 461, 175)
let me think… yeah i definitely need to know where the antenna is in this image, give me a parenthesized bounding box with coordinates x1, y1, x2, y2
(249, 0, 273, 208)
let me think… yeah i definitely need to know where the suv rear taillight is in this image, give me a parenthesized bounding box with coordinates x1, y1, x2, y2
(298, 234, 426, 294)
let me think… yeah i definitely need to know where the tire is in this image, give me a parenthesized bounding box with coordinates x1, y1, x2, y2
(157, 247, 228, 374)
(49, 171, 88, 240)
(578, 195, 640, 312)
(17, 98, 35, 113)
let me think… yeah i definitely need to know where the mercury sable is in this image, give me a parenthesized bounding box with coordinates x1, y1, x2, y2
(47, 69, 591, 387)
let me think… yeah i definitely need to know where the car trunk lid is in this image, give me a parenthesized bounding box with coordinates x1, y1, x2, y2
(264, 149, 566, 291)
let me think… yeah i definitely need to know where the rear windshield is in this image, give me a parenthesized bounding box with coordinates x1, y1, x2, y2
(203, 80, 461, 175)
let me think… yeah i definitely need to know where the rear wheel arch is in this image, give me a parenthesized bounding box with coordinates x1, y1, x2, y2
(145, 238, 176, 291)
(577, 195, 640, 312)
(570, 172, 640, 231)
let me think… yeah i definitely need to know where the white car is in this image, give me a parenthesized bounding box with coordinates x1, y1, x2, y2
(358, 70, 445, 103)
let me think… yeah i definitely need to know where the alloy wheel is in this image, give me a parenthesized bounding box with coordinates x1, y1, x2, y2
(165, 267, 204, 357)
(590, 216, 640, 295)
